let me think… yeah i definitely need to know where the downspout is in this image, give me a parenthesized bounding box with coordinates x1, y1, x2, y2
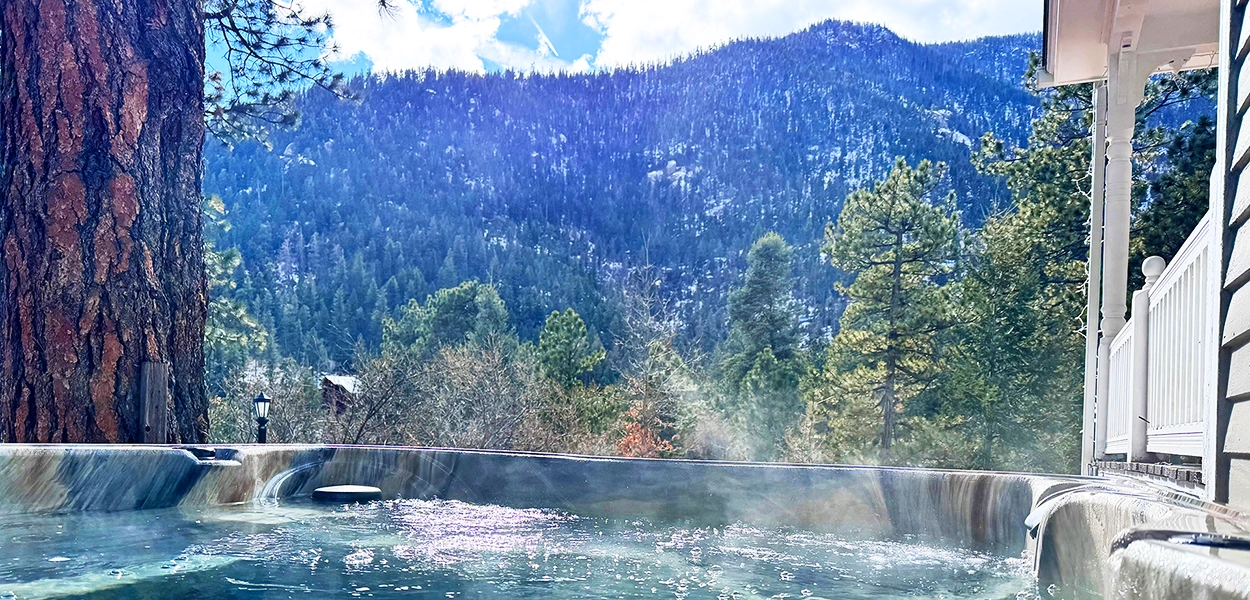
(1083, 82, 1107, 474)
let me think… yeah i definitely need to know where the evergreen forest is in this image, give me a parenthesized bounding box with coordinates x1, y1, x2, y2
(204, 20, 1215, 472)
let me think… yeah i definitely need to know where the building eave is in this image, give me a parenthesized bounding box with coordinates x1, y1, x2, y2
(1040, 0, 1219, 89)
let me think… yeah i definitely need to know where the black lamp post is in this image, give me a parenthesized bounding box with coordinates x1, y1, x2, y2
(253, 392, 271, 443)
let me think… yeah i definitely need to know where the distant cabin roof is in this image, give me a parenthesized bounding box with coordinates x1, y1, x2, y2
(1040, 0, 1218, 88)
(321, 375, 359, 395)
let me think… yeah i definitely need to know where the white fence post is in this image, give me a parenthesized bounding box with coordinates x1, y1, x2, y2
(1130, 257, 1165, 461)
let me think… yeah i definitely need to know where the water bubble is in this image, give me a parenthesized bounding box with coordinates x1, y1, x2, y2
(9, 534, 50, 544)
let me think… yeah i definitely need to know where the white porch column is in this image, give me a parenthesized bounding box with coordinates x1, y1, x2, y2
(1103, 51, 1147, 338)
(1129, 256, 1165, 461)
(1082, 83, 1107, 474)
(1096, 50, 1148, 459)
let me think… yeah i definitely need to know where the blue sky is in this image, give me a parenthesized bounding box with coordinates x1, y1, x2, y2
(304, 0, 1042, 73)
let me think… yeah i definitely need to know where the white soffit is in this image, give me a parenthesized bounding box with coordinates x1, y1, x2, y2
(1042, 0, 1219, 88)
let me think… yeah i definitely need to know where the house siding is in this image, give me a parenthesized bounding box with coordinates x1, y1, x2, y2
(1218, 0, 1250, 508)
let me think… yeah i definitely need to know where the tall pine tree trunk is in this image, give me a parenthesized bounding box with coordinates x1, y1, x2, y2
(0, 0, 206, 442)
(879, 231, 904, 455)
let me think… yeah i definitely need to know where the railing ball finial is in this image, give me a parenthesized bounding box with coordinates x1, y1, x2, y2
(1142, 255, 1167, 289)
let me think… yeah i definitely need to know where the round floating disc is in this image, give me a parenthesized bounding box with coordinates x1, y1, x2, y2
(312, 485, 383, 503)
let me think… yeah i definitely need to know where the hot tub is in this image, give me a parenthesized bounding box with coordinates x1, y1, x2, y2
(0, 445, 1245, 599)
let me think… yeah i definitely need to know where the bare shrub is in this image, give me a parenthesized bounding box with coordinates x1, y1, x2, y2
(208, 360, 324, 443)
(609, 269, 692, 445)
(402, 342, 537, 449)
(514, 383, 614, 455)
(781, 413, 840, 464)
(323, 349, 420, 445)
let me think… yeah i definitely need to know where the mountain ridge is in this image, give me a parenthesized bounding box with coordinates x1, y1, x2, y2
(205, 19, 1042, 368)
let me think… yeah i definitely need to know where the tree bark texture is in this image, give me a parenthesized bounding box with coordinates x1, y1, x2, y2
(880, 230, 904, 454)
(0, 0, 206, 442)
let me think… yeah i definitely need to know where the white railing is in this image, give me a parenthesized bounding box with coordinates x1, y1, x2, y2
(1104, 322, 1134, 455)
(1101, 212, 1213, 460)
(1144, 214, 1211, 457)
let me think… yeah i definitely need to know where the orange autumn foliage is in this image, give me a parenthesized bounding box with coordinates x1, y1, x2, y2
(616, 403, 674, 458)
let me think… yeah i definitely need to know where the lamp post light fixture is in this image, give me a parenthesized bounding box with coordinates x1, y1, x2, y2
(253, 392, 271, 443)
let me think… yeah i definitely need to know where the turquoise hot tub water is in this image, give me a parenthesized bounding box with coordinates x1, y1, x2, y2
(0, 497, 1035, 599)
(0, 445, 1245, 599)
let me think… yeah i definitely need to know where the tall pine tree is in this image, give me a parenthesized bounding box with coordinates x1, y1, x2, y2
(820, 158, 960, 457)
(538, 308, 605, 389)
(721, 233, 806, 460)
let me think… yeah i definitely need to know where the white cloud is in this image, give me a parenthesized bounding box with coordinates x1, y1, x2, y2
(305, 0, 568, 73)
(569, 54, 594, 73)
(433, 0, 531, 21)
(303, 0, 1041, 73)
(817, 0, 1041, 42)
(581, 0, 1041, 68)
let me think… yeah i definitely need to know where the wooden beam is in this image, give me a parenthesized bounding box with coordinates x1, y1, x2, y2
(140, 362, 169, 444)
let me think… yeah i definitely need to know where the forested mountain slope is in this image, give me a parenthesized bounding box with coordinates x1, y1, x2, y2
(204, 21, 1042, 368)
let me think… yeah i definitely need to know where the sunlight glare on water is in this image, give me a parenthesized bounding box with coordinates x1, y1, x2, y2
(0, 499, 1038, 599)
